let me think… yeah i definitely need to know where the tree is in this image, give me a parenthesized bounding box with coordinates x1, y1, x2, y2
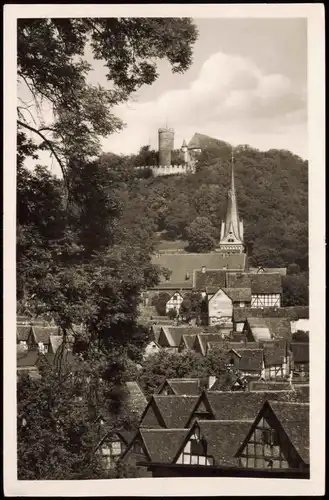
(282, 273, 309, 306)
(151, 292, 171, 316)
(17, 18, 198, 182)
(180, 291, 204, 321)
(292, 330, 309, 342)
(186, 216, 216, 252)
(167, 308, 178, 320)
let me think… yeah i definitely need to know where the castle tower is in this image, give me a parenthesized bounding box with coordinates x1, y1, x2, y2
(158, 127, 174, 166)
(181, 139, 188, 164)
(219, 148, 244, 253)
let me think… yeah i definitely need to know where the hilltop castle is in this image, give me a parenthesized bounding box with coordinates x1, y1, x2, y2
(135, 128, 202, 177)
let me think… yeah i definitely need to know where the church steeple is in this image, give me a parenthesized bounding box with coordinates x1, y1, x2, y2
(219, 147, 244, 253)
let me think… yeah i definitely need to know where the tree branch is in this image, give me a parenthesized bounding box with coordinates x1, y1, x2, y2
(17, 119, 69, 204)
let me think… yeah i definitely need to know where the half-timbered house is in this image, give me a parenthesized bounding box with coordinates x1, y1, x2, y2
(173, 419, 252, 467)
(235, 400, 309, 471)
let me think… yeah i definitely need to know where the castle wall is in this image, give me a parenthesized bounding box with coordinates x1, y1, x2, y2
(135, 164, 196, 177)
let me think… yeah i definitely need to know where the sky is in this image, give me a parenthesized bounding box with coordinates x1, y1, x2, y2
(20, 17, 308, 174)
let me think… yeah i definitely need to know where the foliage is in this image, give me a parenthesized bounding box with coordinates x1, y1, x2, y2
(180, 291, 205, 321)
(17, 18, 198, 177)
(292, 330, 309, 342)
(151, 292, 171, 316)
(167, 308, 178, 320)
(282, 273, 309, 306)
(186, 216, 216, 252)
(138, 346, 231, 398)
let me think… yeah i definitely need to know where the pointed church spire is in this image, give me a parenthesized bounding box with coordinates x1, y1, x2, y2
(219, 146, 244, 253)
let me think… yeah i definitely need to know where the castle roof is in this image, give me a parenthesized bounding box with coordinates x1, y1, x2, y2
(187, 133, 229, 150)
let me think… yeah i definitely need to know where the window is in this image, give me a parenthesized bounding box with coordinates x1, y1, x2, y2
(238, 418, 288, 469)
(262, 429, 279, 446)
(133, 441, 144, 454)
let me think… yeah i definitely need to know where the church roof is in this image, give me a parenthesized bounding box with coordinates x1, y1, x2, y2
(151, 253, 246, 288)
(221, 162, 243, 242)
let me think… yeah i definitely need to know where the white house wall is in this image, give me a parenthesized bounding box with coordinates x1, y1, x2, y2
(208, 289, 233, 326)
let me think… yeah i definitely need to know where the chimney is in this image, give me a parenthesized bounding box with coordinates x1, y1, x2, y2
(201, 266, 206, 274)
(208, 375, 216, 389)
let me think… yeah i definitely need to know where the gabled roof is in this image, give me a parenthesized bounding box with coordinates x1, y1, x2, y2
(153, 395, 200, 428)
(222, 288, 252, 302)
(233, 306, 309, 323)
(263, 342, 286, 366)
(226, 273, 282, 294)
(29, 326, 61, 344)
(17, 325, 32, 342)
(233, 349, 263, 372)
(151, 253, 245, 288)
(141, 429, 187, 463)
(198, 420, 253, 466)
(246, 317, 291, 341)
(158, 379, 201, 396)
(17, 350, 39, 368)
(194, 270, 227, 290)
(290, 342, 309, 363)
(249, 380, 292, 391)
(202, 390, 302, 422)
(269, 401, 309, 463)
(195, 333, 225, 356)
(235, 400, 309, 465)
(187, 132, 229, 150)
(180, 333, 197, 350)
(150, 325, 162, 343)
(160, 326, 204, 348)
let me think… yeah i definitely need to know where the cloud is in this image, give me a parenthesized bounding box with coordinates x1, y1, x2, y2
(102, 51, 307, 158)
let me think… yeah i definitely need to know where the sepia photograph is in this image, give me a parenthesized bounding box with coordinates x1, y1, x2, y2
(3, 3, 325, 497)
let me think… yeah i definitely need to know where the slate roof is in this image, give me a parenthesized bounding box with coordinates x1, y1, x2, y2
(268, 401, 309, 464)
(196, 333, 225, 356)
(222, 288, 252, 302)
(161, 326, 204, 348)
(160, 379, 201, 396)
(141, 429, 187, 463)
(234, 349, 263, 372)
(290, 342, 309, 363)
(153, 395, 200, 428)
(263, 343, 286, 366)
(249, 380, 292, 391)
(226, 273, 282, 294)
(151, 253, 246, 288)
(196, 420, 253, 466)
(180, 333, 197, 350)
(17, 350, 39, 368)
(202, 390, 302, 422)
(30, 326, 61, 344)
(17, 325, 32, 342)
(194, 270, 227, 290)
(246, 317, 291, 341)
(233, 306, 309, 323)
(210, 373, 247, 392)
